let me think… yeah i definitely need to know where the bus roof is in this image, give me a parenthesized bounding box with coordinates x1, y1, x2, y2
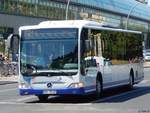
(19, 20, 142, 34)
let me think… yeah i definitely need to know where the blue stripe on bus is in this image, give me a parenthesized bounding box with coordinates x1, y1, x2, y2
(19, 85, 98, 96)
(84, 85, 96, 90)
(20, 87, 85, 95)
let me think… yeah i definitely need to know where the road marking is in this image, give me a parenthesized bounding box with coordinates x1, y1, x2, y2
(91, 87, 148, 103)
(16, 96, 37, 102)
(0, 101, 92, 106)
(16, 95, 56, 102)
(0, 102, 19, 105)
(139, 80, 149, 84)
(0, 88, 17, 93)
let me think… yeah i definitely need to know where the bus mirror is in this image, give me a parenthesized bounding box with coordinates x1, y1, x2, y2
(85, 40, 91, 52)
(7, 34, 20, 54)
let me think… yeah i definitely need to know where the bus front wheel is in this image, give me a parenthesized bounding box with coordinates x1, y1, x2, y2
(37, 95, 48, 102)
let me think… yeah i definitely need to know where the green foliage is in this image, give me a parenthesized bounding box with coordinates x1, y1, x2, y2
(0, 39, 5, 53)
(99, 30, 142, 64)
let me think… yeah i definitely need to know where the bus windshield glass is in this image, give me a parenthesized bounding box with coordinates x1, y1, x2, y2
(20, 28, 78, 75)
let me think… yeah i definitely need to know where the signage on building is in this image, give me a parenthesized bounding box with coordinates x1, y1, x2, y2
(80, 12, 88, 19)
(49, 0, 68, 3)
(80, 12, 106, 23)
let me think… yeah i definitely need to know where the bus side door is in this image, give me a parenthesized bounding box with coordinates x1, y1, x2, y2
(103, 59, 113, 88)
(84, 58, 97, 87)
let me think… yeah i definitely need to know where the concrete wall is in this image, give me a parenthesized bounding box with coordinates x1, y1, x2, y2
(0, 13, 48, 34)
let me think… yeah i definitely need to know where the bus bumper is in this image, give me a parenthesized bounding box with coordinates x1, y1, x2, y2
(19, 87, 86, 96)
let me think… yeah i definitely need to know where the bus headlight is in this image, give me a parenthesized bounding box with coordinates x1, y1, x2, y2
(19, 83, 31, 89)
(68, 82, 84, 88)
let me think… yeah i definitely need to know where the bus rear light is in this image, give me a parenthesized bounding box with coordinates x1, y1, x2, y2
(68, 82, 84, 88)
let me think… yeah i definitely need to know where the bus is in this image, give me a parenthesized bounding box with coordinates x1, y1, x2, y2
(9, 20, 144, 101)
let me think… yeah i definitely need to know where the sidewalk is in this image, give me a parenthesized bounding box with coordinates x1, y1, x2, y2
(144, 61, 150, 68)
(0, 76, 18, 85)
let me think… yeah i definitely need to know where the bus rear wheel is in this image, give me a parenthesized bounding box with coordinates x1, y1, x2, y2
(37, 95, 48, 102)
(128, 74, 134, 90)
(129, 70, 134, 90)
(96, 78, 103, 98)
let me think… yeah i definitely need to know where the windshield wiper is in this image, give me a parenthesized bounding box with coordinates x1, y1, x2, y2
(30, 71, 74, 76)
(21, 63, 38, 75)
(59, 71, 72, 76)
(21, 66, 78, 76)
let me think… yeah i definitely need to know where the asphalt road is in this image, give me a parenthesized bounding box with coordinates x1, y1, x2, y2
(0, 68, 150, 113)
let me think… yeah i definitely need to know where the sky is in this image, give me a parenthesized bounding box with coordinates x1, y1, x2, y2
(148, 0, 150, 5)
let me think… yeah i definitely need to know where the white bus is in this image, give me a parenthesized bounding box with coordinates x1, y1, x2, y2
(9, 20, 144, 101)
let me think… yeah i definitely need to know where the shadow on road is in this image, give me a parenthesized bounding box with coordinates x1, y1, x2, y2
(27, 95, 96, 104)
(94, 86, 150, 103)
(25, 85, 150, 104)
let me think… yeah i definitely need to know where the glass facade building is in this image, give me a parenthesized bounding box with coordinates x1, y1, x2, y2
(0, 0, 150, 48)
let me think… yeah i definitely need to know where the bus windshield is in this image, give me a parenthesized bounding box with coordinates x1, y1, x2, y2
(20, 28, 78, 75)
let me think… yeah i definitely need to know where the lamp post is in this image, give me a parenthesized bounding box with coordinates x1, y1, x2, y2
(65, 0, 71, 20)
(125, 1, 140, 30)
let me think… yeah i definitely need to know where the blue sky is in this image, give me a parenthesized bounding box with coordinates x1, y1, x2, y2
(149, 0, 150, 4)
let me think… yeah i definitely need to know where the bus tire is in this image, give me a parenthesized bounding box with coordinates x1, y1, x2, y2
(128, 70, 134, 89)
(96, 75, 103, 98)
(37, 95, 48, 102)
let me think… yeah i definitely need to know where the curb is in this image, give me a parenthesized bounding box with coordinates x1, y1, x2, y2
(0, 81, 17, 85)
(144, 66, 150, 68)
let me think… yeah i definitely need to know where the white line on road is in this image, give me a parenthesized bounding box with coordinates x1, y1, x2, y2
(139, 80, 149, 84)
(16, 95, 56, 102)
(0, 88, 17, 93)
(0, 101, 92, 106)
(16, 96, 37, 102)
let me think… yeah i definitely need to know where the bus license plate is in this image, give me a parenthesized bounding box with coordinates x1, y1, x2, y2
(43, 90, 56, 94)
